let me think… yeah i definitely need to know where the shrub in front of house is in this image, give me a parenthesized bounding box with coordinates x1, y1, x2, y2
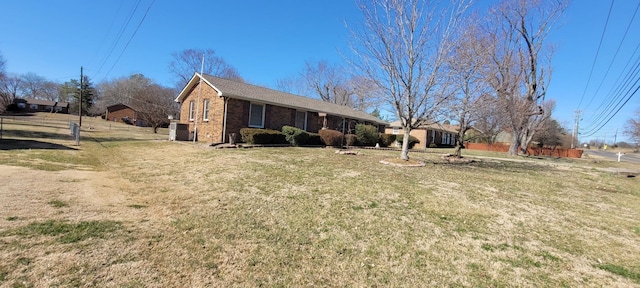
(282, 126, 310, 146)
(379, 133, 396, 147)
(355, 124, 379, 146)
(345, 134, 359, 146)
(396, 134, 420, 149)
(306, 133, 325, 146)
(318, 129, 344, 147)
(429, 143, 438, 148)
(240, 128, 287, 144)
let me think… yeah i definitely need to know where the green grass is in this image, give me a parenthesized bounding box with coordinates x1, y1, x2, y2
(596, 263, 640, 283)
(47, 200, 68, 208)
(3, 220, 122, 244)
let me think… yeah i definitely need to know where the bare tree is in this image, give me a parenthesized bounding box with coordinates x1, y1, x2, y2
(41, 81, 60, 101)
(349, 0, 472, 160)
(447, 19, 493, 157)
(302, 60, 354, 106)
(277, 60, 381, 112)
(168, 48, 242, 89)
(625, 108, 640, 150)
(0, 52, 5, 80)
(132, 84, 178, 133)
(98, 74, 178, 133)
(20, 72, 44, 99)
(484, 0, 567, 156)
(1, 74, 23, 112)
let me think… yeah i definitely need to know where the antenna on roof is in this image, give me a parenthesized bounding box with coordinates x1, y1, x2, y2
(193, 54, 205, 143)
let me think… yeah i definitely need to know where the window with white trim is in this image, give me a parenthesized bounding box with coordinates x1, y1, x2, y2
(295, 110, 307, 130)
(249, 103, 265, 128)
(392, 127, 399, 134)
(188, 101, 195, 121)
(203, 99, 210, 121)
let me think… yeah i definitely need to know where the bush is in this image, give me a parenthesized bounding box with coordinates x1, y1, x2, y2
(355, 124, 379, 146)
(306, 133, 325, 146)
(282, 126, 310, 146)
(379, 133, 396, 147)
(318, 129, 344, 147)
(429, 143, 438, 148)
(396, 134, 420, 149)
(240, 128, 287, 144)
(345, 134, 359, 146)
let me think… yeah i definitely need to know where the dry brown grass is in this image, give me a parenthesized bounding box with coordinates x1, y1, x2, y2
(0, 113, 639, 287)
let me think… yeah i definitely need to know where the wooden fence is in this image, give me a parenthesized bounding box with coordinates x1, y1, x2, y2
(465, 143, 583, 158)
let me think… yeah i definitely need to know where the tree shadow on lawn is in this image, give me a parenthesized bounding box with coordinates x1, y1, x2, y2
(2, 129, 73, 142)
(0, 139, 77, 151)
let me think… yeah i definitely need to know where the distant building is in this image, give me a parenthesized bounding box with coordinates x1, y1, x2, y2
(106, 103, 148, 127)
(385, 121, 459, 149)
(13, 98, 69, 114)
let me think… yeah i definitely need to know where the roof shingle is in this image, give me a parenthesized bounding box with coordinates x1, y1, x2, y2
(177, 74, 387, 125)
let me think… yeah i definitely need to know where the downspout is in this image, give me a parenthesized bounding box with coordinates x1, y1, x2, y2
(222, 96, 228, 143)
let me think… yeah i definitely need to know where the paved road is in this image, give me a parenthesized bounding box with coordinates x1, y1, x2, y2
(583, 150, 640, 163)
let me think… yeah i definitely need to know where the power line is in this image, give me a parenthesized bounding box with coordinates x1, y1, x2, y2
(100, 0, 156, 82)
(582, 53, 640, 132)
(583, 1, 640, 110)
(577, 0, 615, 110)
(92, 0, 143, 80)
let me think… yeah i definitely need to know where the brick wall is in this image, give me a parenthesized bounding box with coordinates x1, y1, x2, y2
(107, 106, 136, 123)
(178, 82, 225, 143)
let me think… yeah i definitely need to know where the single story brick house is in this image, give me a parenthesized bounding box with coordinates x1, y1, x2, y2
(385, 121, 460, 149)
(174, 73, 387, 143)
(106, 103, 147, 127)
(14, 98, 69, 113)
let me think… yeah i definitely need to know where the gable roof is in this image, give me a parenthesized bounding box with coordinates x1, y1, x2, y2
(107, 103, 137, 112)
(175, 73, 387, 125)
(22, 98, 70, 107)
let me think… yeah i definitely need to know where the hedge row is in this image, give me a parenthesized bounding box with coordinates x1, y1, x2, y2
(240, 127, 324, 145)
(240, 128, 287, 144)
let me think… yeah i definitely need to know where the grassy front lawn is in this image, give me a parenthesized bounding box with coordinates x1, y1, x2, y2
(0, 113, 638, 286)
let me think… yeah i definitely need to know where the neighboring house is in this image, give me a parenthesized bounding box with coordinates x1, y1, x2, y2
(106, 103, 147, 127)
(174, 73, 387, 143)
(385, 121, 459, 149)
(13, 98, 70, 113)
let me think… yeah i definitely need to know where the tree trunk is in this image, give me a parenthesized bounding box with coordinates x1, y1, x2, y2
(508, 131, 521, 156)
(400, 128, 411, 160)
(153, 124, 158, 134)
(454, 138, 463, 158)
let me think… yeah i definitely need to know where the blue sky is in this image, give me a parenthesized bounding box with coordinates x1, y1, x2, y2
(1, 0, 639, 143)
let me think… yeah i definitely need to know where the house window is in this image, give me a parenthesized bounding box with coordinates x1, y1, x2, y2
(431, 130, 435, 143)
(189, 101, 195, 121)
(392, 127, 399, 134)
(249, 103, 265, 128)
(17, 103, 26, 109)
(295, 110, 307, 130)
(30, 104, 38, 110)
(203, 99, 210, 121)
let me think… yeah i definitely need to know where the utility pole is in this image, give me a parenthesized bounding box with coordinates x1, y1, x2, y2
(79, 66, 83, 127)
(613, 128, 618, 146)
(571, 110, 581, 149)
